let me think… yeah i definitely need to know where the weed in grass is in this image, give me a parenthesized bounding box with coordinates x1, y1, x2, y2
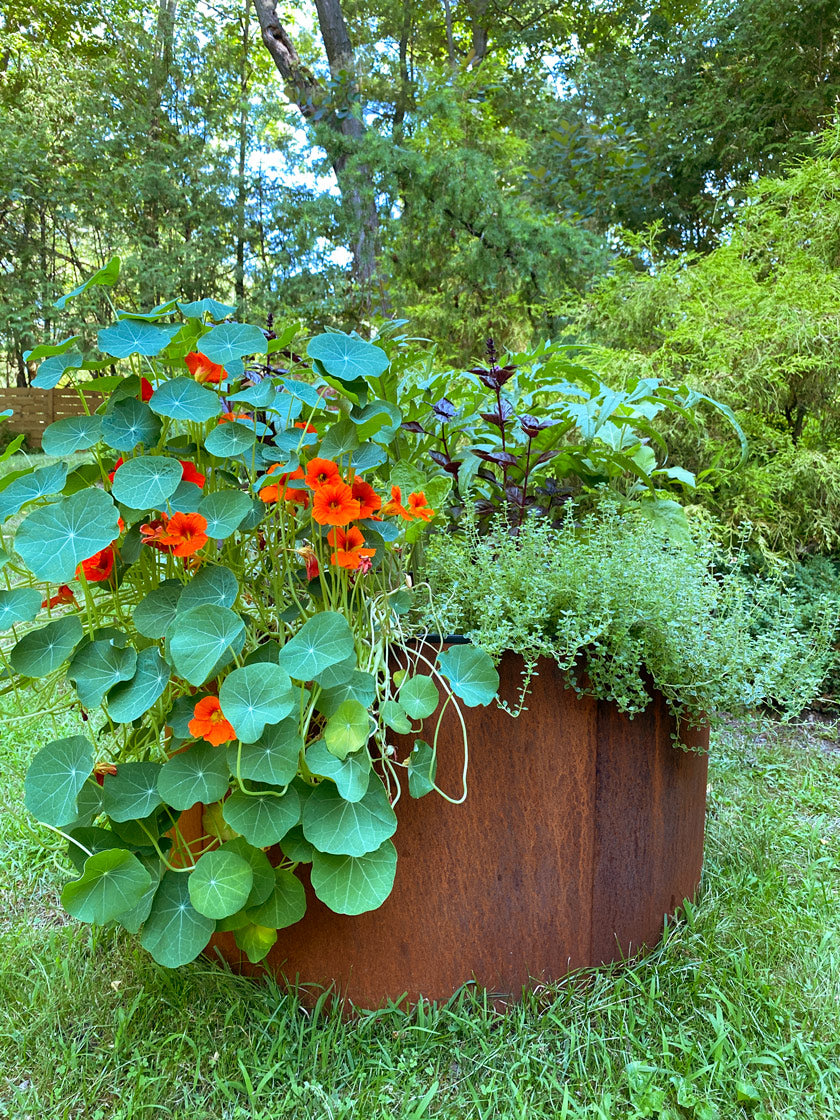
(1, 700, 839, 1119)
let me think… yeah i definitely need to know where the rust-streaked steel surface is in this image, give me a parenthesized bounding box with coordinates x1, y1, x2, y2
(188, 653, 709, 1007)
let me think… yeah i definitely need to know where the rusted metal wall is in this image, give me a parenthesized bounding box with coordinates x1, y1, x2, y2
(194, 653, 709, 1008)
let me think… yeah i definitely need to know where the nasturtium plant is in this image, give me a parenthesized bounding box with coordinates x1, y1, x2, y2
(2, 267, 498, 969)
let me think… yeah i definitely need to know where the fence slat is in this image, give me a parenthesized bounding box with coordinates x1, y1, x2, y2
(0, 389, 105, 449)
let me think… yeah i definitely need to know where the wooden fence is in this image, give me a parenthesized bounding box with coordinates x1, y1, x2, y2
(0, 388, 105, 449)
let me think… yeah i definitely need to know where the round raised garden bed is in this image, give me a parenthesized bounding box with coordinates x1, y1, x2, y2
(179, 651, 709, 1008)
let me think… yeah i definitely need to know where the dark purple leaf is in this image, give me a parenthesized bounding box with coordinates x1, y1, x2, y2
(432, 397, 456, 421)
(474, 499, 497, 516)
(473, 449, 519, 467)
(476, 468, 498, 484)
(536, 449, 562, 464)
(504, 485, 524, 504)
(480, 400, 514, 429)
(429, 450, 450, 468)
(497, 364, 517, 386)
(520, 414, 560, 437)
(443, 460, 462, 477)
(401, 421, 426, 434)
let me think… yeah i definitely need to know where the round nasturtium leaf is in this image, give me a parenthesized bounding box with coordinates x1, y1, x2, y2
(197, 322, 266, 366)
(307, 332, 389, 383)
(399, 675, 440, 720)
(222, 786, 301, 848)
(436, 645, 499, 708)
(0, 462, 69, 522)
(204, 422, 256, 458)
(177, 297, 237, 319)
(157, 742, 230, 811)
(227, 719, 302, 786)
(105, 647, 169, 723)
(62, 849, 152, 925)
(68, 638, 137, 707)
(0, 587, 41, 632)
(219, 837, 275, 907)
(246, 867, 306, 929)
(219, 663, 295, 743)
(168, 604, 245, 687)
(149, 377, 222, 422)
(234, 922, 278, 964)
(323, 699, 372, 761)
(24, 735, 94, 827)
(305, 739, 371, 803)
(277, 611, 356, 680)
(41, 414, 103, 457)
(139, 870, 215, 968)
(315, 671, 377, 719)
(197, 490, 253, 539)
(15, 488, 120, 584)
(380, 699, 412, 736)
(301, 775, 396, 857)
(116, 855, 161, 934)
(407, 739, 437, 799)
(99, 761, 163, 822)
(167, 481, 203, 513)
(98, 318, 179, 359)
(111, 455, 183, 510)
(177, 565, 239, 611)
(133, 580, 184, 639)
(31, 350, 83, 389)
(310, 839, 397, 916)
(280, 826, 315, 864)
(188, 850, 254, 919)
(10, 614, 83, 678)
(101, 397, 161, 452)
(313, 654, 357, 689)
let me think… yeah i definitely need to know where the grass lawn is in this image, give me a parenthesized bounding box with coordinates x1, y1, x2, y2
(1, 698, 839, 1119)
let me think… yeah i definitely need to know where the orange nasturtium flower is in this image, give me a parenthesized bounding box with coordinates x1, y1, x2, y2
(188, 696, 236, 746)
(382, 485, 412, 520)
(259, 464, 308, 507)
(219, 411, 252, 424)
(407, 491, 435, 522)
(305, 457, 341, 490)
(77, 546, 115, 583)
(158, 512, 209, 557)
(93, 761, 118, 786)
(327, 526, 376, 570)
(296, 545, 320, 581)
(294, 420, 317, 433)
(140, 377, 154, 402)
(351, 478, 381, 519)
(179, 461, 206, 488)
(311, 479, 361, 526)
(185, 351, 227, 384)
(42, 584, 77, 609)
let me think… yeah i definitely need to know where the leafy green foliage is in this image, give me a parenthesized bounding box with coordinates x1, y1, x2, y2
(423, 504, 838, 720)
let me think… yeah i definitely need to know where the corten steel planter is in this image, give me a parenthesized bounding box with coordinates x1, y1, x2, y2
(178, 652, 709, 1007)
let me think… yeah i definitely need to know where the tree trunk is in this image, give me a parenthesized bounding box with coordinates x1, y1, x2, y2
(252, 0, 380, 294)
(235, 0, 251, 313)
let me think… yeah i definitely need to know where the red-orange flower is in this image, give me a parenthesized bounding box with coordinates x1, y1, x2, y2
(295, 421, 317, 433)
(327, 526, 376, 570)
(311, 480, 360, 526)
(407, 491, 435, 522)
(140, 517, 171, 551)
(296, 545, 320, 580)
(140, 377, 154, 402)
(157, 512, 209, 557)
(93, 761, 118, 786)
(219, 411, 251, 424)
(77, 546, 115, 583)
(382, 485, 412, 520)
(185, 351, 227, 384)
(259, 465, 308, 507)
(179, 460, 206, 488)
(351, 478, 381, 519)
(188, 696, 236, 746)
(305, 457, 341, 490)
(42, 585, 77, 609)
